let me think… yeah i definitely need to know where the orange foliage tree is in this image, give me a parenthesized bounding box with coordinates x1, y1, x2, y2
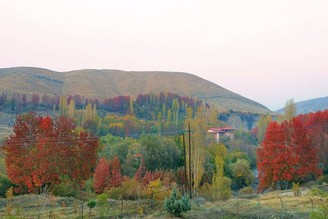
(2, 113, 99, 193)
(93, 156, 123, 193)
(257, 118, 321, 191)
(93, 157, 110, 193)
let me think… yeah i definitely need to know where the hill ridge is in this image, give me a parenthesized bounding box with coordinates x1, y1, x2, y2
(276, 96, 328, 115)
(0, 67, 272, 114)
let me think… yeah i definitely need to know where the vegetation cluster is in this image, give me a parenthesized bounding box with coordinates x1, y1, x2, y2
(0, 94, 327, 218)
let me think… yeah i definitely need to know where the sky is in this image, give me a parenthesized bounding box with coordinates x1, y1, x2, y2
(0, 0, 327, 111)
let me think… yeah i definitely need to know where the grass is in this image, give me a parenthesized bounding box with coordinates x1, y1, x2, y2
(0, 185, 327, 218)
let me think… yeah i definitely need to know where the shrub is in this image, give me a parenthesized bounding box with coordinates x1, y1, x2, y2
(87, 199, 96, 209)
(83, 178, 94, 193)
(198, 183, 213, 201)
(106, 187, 122, 200)
(317, 174, 328, 185)
(0, 176, 13, 197)
(218, 177, 232, 201)
(239, 186, 254, 195)
(164, 188, 191, 217)
(181, 195, 191, 211)
(52, 176, 77, 197)
(310, 187, 328, 198)
(96, 193, 109, 204)
(292, 182, 301, 197)
(310, 204, 328, 219)
(87, 199, 97, 217)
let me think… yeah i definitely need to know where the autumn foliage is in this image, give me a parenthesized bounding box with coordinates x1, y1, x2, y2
(298, 110, 328, 173)
(2, 113, 99, 193)
(93, 156, 123, 193)
(257, 117, 321, 191)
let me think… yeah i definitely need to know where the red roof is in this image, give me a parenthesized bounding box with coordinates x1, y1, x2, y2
(208, 126, 235, 133)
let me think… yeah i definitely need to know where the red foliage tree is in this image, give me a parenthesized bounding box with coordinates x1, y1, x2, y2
(2, 113, 99, 193)
(109, 156, 122, 187)
(257, 118, 321, 191)
(93, 156, 123, 193)
(93, 157, 110, 193)
(300, 110, 328, 173)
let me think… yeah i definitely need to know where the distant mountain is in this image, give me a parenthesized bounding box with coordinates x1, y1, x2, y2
(276, 96, 328, 115)
(0, 67, 272, 114)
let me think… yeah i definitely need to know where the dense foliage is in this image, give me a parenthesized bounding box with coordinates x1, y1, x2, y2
(2, 113, 99, 193)
(3, 91, 328, 210)
(257, 117, 321, 190)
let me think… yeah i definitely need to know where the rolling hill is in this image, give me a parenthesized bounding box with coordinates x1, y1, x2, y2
(0, 67, 272, 114)
(276, 96, 328, 115)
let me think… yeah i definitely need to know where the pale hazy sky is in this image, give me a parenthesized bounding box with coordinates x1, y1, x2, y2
(1, 0, 327, 110)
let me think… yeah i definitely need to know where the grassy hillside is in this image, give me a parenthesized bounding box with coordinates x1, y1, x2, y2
(0, 67, 272, 114)
(276, 96, 328, 115)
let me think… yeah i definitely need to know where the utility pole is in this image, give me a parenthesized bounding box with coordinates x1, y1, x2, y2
(182, 131, 187, 194)
(188, 121, 192, 199)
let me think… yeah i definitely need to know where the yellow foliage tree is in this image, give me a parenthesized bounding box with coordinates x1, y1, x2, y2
(185, 106, 207, 196)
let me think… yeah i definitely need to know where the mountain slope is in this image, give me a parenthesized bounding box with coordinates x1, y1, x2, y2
(0, 67, 272, 114)
(276, 96, 328, 115)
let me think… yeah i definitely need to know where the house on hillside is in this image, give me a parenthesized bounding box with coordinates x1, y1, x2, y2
(208, 126, 235, 143)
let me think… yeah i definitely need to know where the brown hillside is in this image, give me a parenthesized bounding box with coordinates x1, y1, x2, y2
(0, 67, 272, 113)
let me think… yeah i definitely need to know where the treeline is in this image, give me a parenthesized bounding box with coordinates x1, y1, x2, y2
(0, 91, 204, 137)
(0, 92, 202, 118)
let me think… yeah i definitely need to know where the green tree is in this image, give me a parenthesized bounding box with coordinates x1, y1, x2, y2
(140, 135, 182, 171)
(164, 188, 191, 217)
(230, 158, 254, 190)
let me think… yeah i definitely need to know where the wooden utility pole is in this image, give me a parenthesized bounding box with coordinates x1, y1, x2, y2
(188, 121, 192, 199)
(182, 132, 187, 193)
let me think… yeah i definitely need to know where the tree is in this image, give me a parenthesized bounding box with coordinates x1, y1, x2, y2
(185, 106, 207, 195)
(140, 135, 182, 171)
(284, 98, 296, 121)
(301, 110, 328, 174)
(230, 158, 254, 189)
(256, 114, 272, 143)
(93, 156, 122, 193)
(257, 118, 321, 191)
(109, 156, 123, 188)
(164, 188, 191, 217)
(93, 158, 110, 193)
(67, 99, 76, 118)
(2, 113, 99, 193)
(277, 98, 296, 123)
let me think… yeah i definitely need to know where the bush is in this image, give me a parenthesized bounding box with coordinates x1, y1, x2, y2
(164, 188, 191, 217)
(52, 176, 77, 197)
(239, 186, 254, 195)
(83, 178, 94, 193)
(87, 199, 96, 209)
(310, 204, 328, 219)
(217, 177, 232, 201)
(96, 193, 109, 204)
(310, 187, 328, 198)
(105, 187, 122, 200)
(317, 174, 328, 185)
(0, 176, 13, 197)
(198, 183, 213, 201)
